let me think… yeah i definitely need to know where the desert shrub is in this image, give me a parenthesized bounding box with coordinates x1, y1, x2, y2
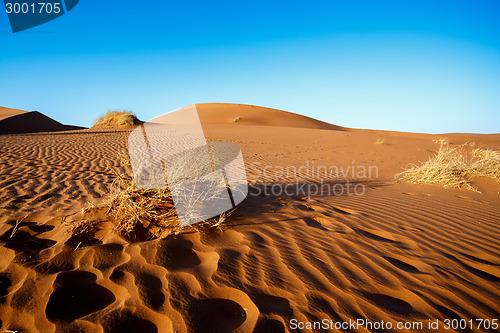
(93, 110, 140, 127)
(464, 141, 476, 147)
(433, 138, 450, 145)
(471, 148, 500, 180)
(74, 148, 232, 240)
(397, 144, 500, 192)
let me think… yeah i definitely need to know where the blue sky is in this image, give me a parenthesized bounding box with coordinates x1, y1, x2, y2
(1, 0, 499, 133)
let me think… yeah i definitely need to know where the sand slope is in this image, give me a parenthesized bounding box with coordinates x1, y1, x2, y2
(0, 107, 28, 121)
(0, 105, 499, 332)
(196, 103, 346, 131)
(0, 107, 84, 134)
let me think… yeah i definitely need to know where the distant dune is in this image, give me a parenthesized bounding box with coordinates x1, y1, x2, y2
(0, 107, 84, 134)
(0, 106, 27, 121)
(196, 103, 346, 130)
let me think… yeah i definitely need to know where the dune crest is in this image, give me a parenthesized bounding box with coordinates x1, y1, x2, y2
(0, 107, 28, 122)
(0, 107, 84, 134)
(196, 103, 346, 130)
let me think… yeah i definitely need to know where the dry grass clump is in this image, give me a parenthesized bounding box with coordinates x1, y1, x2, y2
(69, 218, 99, 237)
(464, 141, 476, 147)
(471, 148, 500, 180)
(117, 148, 131, 165)
(375, 138, 385, 145)
(397, 144, 500, 192)
(104, 170, 180, 238)
(74, 149, 232, 241)
(93, 110, 141, 127)
(433, 138, 450, 145)
(106, 172, 232, 238)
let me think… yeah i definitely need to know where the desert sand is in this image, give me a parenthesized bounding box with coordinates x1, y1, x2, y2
(0, 103, 499, 332)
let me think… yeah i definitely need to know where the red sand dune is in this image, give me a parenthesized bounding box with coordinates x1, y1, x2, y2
(0, 106, 84, 134)
(0, 107, 28, 121)
(196, 103, 346, 130)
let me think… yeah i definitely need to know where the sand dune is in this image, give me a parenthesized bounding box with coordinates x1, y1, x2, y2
(0, 107, 84, 134)
(0, 107, 28, 121)
(196, 103, 346, 131)
(0, 104, 499, 332)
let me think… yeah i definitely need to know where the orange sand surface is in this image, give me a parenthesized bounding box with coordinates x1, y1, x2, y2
(0, 104, 499, 332)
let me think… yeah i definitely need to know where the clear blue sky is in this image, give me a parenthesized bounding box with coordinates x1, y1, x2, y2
(1, 0, 499, 133)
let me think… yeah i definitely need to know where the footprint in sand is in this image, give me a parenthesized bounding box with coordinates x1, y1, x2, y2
(26, 224, 54, 233)
(46, 271, 115, 322)
(33, 249, 75, 274)
(110, 267, 126, 283)
(189, 298, 247, 333)
(0, 274, 12, 303)
(0, 224, 56, 254)
(250, 293, 294, 316)
(155, 237, 201, 271)
(65, 222, 103, 249)
(253, 317, 286, 333)
(92, 243, 129, 270)
(135, 273, 165, 310)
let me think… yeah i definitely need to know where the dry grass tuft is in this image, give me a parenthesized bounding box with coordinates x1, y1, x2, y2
(397, 144, 500, 192)
(105, 171, 180, 238)
(117, 148, 131, 166)
(375, 138, 385, 145)
(233, 116, 241, 123)
(93, 110, 141, 127)
(471, 148, 500, 180)
(73, 149, 233, 240)
(433, 138, 450, 145)
(464, 141, 476, 147)
(68, 219, 100, 237)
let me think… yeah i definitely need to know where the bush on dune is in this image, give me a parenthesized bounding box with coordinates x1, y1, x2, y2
(471, 148, 500, 181)
(397, 143, 500, 192)
(72, 149, 231, 241)
(93, 110, 141, 127)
